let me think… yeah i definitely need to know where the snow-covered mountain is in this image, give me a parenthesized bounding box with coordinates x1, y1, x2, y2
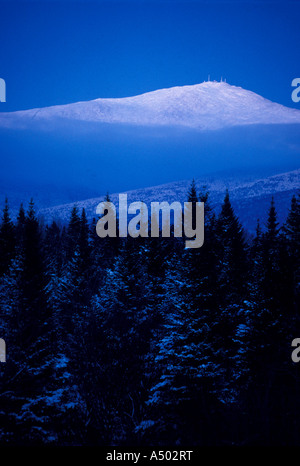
(38, 168, 299, 233)
(1, 81, 300, 131)
(0, 81, 299, 211)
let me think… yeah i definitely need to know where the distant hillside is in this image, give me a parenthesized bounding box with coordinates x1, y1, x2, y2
(38, 169, 299, 234)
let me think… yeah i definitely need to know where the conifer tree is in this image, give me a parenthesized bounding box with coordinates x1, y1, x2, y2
(44, 221, 62, 273)
(89, 238, 157, 443)
(215, 190, 247, 302)
(280, 194, 300, 319)
(79, 208, 91, 269)
(186, 178, 198, 231)
(66, 205, 81, 259)
(261, 196, 282, 314)
(0, 198, 15, 275)
(22, 199, 45, 328)
(283, 194, 300, 277)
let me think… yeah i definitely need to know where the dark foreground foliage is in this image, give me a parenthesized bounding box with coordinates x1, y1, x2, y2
(0, 187, 299, 446)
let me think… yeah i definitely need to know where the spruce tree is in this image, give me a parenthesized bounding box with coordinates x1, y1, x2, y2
(89, 238, 157, 444)
(66, 205, 81, 259)
(215, 190, 247, 302)
(261, 196, 282, 314)
(186, 178, 198, 231)
(79, 208, 90, 268)
(0, 198, 15, 275)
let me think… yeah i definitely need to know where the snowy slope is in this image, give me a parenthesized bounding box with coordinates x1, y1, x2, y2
(38, 168, 300, 233)
(1, 81, 300, 131)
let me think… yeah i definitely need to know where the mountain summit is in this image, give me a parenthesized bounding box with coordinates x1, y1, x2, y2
(1, 81, 300, 131)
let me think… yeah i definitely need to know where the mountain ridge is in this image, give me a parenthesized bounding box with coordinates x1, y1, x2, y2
(37, 168, 300, 233)
(1, 81, 300, 131)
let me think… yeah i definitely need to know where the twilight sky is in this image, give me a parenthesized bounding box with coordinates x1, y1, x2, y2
(1, 0, 300, 112)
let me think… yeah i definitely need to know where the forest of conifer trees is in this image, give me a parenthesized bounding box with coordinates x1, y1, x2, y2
(0, 183, 299, 446)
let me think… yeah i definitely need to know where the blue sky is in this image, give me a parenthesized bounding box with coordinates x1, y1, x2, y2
(1, 0, 300, 112)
